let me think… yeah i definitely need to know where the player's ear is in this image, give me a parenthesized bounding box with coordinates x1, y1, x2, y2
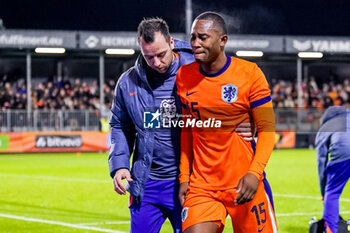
(169, 37, 175, 50)
(220, 34, 228, 47)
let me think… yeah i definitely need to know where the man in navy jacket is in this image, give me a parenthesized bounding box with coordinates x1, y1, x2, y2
(108, 17, 253, 233)
(315, 102, 350, 233)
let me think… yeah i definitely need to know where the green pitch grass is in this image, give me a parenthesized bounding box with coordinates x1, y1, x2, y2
(0, 149, 349, 233)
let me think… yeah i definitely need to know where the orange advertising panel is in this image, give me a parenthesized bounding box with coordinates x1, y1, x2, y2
(0, 131, 109, 153)
(275, 131, 296, 149)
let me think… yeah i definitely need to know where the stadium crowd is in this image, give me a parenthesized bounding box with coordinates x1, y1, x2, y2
(0, 75, 115, 111)
(271, 77, 350, 109)
(1, 74, 350, 111)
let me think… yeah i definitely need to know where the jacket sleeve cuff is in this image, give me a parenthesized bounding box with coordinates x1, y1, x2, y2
(179, 174, 190, 184)
(108, 154, 130, 178)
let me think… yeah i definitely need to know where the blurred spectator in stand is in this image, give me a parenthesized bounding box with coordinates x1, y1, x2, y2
(90, 80, 98, 96)
(328, 85, 338, 101)
(284, 95, 295, 108)
(323, 96, 334, 109)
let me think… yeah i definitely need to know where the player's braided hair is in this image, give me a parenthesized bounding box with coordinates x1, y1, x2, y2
(195, 11, 227, 35)
(137, 17, 171, 44)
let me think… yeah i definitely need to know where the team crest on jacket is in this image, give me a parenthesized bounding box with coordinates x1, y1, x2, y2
(222, 84, 238, 103)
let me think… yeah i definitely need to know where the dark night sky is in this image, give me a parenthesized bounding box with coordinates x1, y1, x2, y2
(1, 0, 350, 36)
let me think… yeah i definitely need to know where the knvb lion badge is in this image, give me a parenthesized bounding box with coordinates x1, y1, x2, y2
(143, 109, 161, 129)
(222, 84, 238, 104)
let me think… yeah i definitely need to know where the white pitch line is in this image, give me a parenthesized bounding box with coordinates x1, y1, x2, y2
(274, 193, 350, 202)
(276, 211, 350, 217)
(0, 173, 110, 184)
(0, 213, 126, 233)
(78, 221, 130, 226)
(274, 193, 321, 200)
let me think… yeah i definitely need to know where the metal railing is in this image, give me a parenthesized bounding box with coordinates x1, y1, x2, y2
(0, 109, 324, 132)
(274, 108, 324, 132)
(0, 110, 104, 132)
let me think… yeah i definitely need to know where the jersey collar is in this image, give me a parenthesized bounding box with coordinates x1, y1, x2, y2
(199, 55, 231, 78)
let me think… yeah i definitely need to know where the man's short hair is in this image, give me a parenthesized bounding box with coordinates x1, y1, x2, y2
(194, 11, 227, 35)
(137, 17, 171, 44)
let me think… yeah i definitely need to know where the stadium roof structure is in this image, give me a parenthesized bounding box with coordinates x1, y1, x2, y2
(1, 29, 350, 57)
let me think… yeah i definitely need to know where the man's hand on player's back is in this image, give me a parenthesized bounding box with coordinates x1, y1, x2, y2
(235, 122, 256, 142)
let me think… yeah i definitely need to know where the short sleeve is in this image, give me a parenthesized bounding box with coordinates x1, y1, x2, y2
(249, 65, 271, 108)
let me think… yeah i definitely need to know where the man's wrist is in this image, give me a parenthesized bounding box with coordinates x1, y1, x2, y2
(247, 171, 261, 180)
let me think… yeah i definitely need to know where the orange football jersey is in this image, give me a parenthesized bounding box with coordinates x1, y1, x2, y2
(176, 55, 275, 190)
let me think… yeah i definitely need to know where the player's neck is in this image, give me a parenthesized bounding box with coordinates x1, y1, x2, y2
(200, 53, 227, 74)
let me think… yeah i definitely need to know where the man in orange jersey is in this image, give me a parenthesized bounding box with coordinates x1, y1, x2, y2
(176, 12, 277, 233)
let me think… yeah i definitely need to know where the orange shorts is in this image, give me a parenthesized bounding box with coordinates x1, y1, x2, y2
(181, 181, 278, 233)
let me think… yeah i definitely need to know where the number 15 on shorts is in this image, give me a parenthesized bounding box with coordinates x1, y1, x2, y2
(251, 202, 266, 225)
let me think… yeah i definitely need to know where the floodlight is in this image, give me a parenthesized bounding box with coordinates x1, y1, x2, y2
(35, 47, 66, 54)
(235, 51, 264, 57)
(298, 52, 323, 58)
(105, 49, 135, 55)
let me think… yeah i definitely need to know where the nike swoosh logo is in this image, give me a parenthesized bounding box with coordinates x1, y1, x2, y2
(186, 91, 198, 96)
(129, 91, 137, 96)
(258, 226, 265, 233)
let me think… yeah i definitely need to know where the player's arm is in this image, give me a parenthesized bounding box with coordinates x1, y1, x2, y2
(247, 101, 275, 179)
(176, 66, 194, 206)
(178, 105, 193, 206)
(315, 132, 330, 197)
(109, 77, 136, 195)
(235, 101, 275, 205)
(235, 65, 275, 205)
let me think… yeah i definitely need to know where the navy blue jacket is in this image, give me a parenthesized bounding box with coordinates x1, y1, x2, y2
(315, 106, 350, 196)
(108, 40, 194, 201)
